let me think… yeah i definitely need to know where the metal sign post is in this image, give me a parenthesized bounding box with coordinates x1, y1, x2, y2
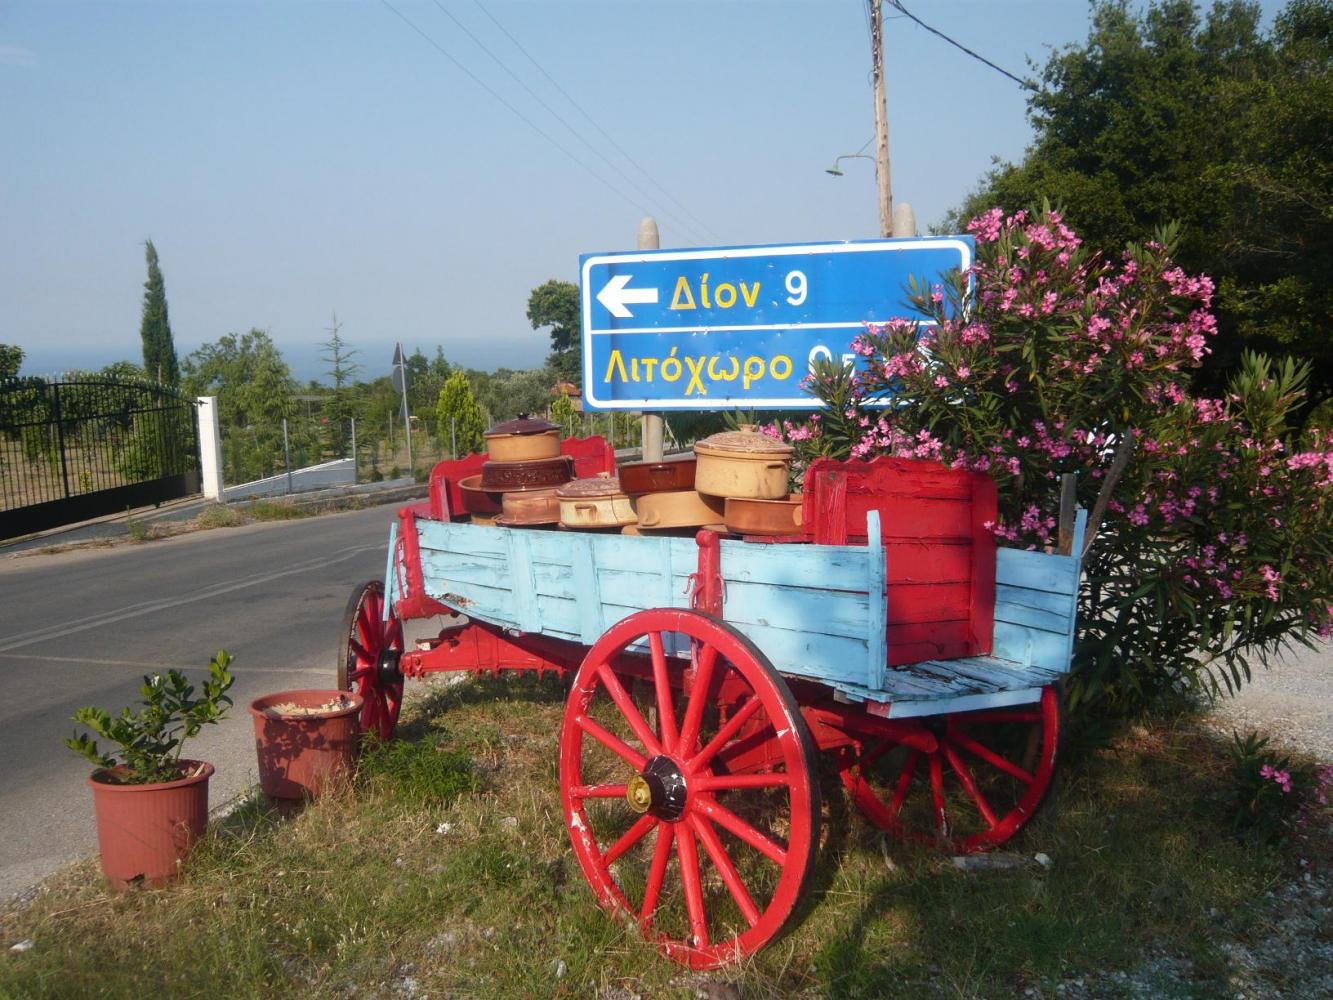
(578, 236, 973, 411)
(391, 343, 413, 476)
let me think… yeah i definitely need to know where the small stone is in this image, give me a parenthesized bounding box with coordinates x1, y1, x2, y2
(435, 822, 453, 835)
(1034, 852, 1053, 869)
(394, 856, 405, 867)
(9, 939, 34, 954)
(499, 816, 519, 831)
(555, 959, 567, 978)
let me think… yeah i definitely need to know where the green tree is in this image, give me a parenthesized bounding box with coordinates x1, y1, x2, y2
(182, 329, 299, 483)
(550, 388, 579, 437)
(949, 0, 1332, 421)
(527, 280, 581, 383)
(139, 240, 180, 387)
(320, 313, 360, 457)
(435, 370, 486, 458)
(0, 343, 22, 380)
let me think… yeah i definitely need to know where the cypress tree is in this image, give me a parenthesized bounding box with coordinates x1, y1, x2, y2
(140, 239, 180, 387)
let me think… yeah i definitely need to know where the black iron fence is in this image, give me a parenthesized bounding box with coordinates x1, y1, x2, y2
(0, 377, 199, 540)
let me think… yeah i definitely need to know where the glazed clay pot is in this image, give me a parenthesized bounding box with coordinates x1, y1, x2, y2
(617, 455, 697, 495)
(723, 495, 805, 536)
(483, 414, 561, 462)
(88, 760, 213, 889)
(557, 474, 637, 528)
(496, 487, 561, 526)
(249, 690, 363, 803)
(694, 426, 793, 500)
(457, 474, 504, 515)
(480, 455, 574, 492)
(633, 489, 725, 530)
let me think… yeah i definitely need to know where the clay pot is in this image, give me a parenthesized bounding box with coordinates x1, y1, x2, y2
(618, 455, 697, 495)
(88, 760, 213, 889)
(249, 691, 363, 803)
(633, 489, 725, 530)
(483, 414, 561, 462)
(480, 455, 574, 492)
(557, 474, 637, 528)
(496, 487, 561, 526)
(724, 495, 804, 536)
(694, 426, 793, 500)
(458, 474, 504, 515)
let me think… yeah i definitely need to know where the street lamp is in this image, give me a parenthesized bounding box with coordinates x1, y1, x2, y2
(825, 153, 874, 177)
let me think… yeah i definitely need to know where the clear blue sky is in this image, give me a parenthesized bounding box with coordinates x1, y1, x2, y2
(0, 1, 1285, 381)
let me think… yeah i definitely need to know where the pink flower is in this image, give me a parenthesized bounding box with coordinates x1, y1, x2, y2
(934, 375, 949, 388)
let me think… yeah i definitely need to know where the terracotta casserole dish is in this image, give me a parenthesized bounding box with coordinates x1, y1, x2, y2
(617, 455, 696, 495)
(479, 455, 573, 492)
(556, 473, 637, 529)
(483, 414, 561, 463)
(693, 425, 793, 500)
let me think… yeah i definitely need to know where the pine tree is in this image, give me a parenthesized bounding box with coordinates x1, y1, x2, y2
(139, 240, 180, 387)
(435, 370, 486, 458)
(321, 313, 361, 457)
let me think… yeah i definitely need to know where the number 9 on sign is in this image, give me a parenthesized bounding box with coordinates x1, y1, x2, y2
(785, 270, 807, 306)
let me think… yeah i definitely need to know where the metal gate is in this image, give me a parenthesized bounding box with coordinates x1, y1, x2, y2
(0, 377, 200, 541)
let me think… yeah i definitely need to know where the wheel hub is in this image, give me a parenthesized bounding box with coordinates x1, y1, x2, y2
(377, 647, 403, 686)
(625, 755, 687, 821)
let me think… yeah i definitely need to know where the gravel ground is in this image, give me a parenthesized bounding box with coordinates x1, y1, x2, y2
(1206, 641, 1333, 761)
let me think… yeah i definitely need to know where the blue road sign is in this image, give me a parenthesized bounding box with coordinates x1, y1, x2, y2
(579, 236, 973, 410)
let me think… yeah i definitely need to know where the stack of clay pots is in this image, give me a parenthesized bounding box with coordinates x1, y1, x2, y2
(460, 415, 572, 528)
(611, 455, 714, 535)
(693, 425, 804, 536)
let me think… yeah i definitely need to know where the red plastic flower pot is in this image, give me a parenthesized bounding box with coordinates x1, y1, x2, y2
(249, 690, 363, 803)
(88, 760, 214, 890)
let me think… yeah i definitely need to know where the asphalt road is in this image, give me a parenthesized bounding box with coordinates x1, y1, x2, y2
(0, 503, 404, 901)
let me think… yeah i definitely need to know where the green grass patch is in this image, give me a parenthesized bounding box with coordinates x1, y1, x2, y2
(194, 503, 246, 529)
(1, 678, 1323, 999)
(243, 500, 316, 521)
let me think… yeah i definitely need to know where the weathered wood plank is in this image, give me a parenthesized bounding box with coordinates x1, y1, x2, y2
(866, 511, 887, 690)
(995, 583, 1075, 615)
(885, 582, 972, 625)
(994, 600, 1071, 635)
(722, 581, 871, 640)
(996, 547, 1079, 595)
(993, 620, 1071, 671)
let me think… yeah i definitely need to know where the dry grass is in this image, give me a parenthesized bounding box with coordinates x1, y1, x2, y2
(1, 676, 1325, 999)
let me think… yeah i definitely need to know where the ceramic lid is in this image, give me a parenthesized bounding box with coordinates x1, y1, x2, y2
(556, 472, 625, 499)
(485, 413, 559, 438)
(696, 425, 793, 457)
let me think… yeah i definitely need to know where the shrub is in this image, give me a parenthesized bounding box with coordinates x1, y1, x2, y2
(794, 206, 1333, 717)
(1226, 730, 1316, 844)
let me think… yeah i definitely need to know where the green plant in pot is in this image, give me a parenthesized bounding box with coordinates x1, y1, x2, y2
(66, 650, 234, 889)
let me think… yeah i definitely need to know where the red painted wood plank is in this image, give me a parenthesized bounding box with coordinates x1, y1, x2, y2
(969, 472, 997, 655)
(884, 542, 972, 584)
(885, 582, 972, 625)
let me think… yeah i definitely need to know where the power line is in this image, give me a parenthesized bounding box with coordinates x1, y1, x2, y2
(380, 0, 690, 238)
(427, 0, 713, 245)
(886, 0, 1036, 91)
(470, 0, 720, 243)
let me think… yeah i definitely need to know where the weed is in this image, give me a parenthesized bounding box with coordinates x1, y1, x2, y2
(244, 500, 314, 521)
(194, 503, 244, 529)
(126, 519, 150, 542)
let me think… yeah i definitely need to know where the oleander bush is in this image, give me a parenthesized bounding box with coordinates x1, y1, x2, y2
(788, 206, 1333, 717)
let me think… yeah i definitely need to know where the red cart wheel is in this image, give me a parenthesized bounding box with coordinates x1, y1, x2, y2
(337, 580, 405, 741)
(840, 685, 1061, 853)
(560, 609, 819, 969)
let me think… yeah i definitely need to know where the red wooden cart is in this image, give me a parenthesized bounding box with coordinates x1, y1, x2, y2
(338, 435, 1086, 968)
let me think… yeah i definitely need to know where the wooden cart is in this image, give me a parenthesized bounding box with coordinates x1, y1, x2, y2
(338, 437, 1086, 968)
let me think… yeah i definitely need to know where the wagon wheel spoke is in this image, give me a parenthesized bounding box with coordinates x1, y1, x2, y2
(570, 783, 629, 800)
(648, 632, 680, 750)
(595, 662, 662, 757)
(677, 642, 719, 757)
(687, 696, 763, 771)
(696, 797, 787, 866)
(928, 751, 950, 840)
(689, 814, 760, 928)
(640, 822, 675, 927)
(675, 823, 710, 948)
(694, 773, 791, 792)
(943, 742, 998, 828)
(348, 638, 372, 662)
(575, 714, 648, 771)
(605, 814, 657, 866)
(949, 731, 1035, 785)
(889, 749, 921, 817)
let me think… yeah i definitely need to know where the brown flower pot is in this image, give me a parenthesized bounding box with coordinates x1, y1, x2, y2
(88, 760, 213, 890)
(249, 690, 363, 803)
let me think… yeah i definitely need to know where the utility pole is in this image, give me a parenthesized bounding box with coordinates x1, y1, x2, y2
(638, 217, 665, 462)
(870, 0, 893, 238)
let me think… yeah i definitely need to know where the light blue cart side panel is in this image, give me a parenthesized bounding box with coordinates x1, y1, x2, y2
(716, 532, 880, 687)
(865, 511, 888, 690)
(991, 509, 1086, 671)
(414, 520, 697, 646)
(383, 522, 400, 620)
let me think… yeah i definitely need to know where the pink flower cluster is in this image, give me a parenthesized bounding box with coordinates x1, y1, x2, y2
(1260, 763, 1293, 794)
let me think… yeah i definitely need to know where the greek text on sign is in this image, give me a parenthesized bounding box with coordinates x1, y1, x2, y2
(579, 237, 974, 411)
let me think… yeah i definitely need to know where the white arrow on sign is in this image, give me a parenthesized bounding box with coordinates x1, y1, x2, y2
(596, 274, 659, 319)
